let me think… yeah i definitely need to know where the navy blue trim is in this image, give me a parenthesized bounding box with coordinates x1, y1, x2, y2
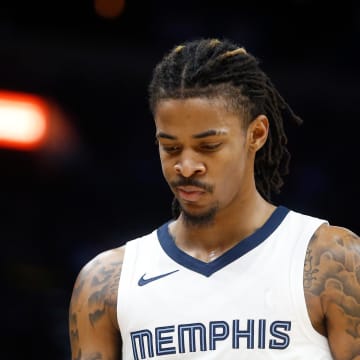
(157, 206, 290, 277)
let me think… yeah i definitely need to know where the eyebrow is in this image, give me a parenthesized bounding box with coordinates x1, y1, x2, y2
(156, 129, 228, 140)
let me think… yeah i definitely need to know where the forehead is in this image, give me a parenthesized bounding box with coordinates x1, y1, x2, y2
(154, 98, 244, 137)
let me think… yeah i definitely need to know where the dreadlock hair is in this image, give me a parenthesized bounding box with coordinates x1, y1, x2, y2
(148, 37, 303, 219)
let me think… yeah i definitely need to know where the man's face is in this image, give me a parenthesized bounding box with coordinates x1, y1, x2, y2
(154, 97, 256, 225)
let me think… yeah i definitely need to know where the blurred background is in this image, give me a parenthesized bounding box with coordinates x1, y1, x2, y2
(0, 0, 359, 358)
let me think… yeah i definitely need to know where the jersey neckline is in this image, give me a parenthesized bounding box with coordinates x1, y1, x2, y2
(157, 205, 290, 277)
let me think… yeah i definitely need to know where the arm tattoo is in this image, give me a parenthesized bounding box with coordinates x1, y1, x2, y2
(304, 239, 319, 289)
(88, 261, 123, 326)
(69, 252, 123, 360)
(69, 313, 79, 343)
(71, 279, 85, 302)
(306, 230, 360, 356)
(69, 307, 81, 360)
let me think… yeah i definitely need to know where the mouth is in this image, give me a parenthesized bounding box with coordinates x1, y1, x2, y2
(176, 186, 206, 202)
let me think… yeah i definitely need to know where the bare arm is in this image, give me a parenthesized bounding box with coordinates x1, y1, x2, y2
(69, 247, 125, 360)
(304, 224, 360, 360)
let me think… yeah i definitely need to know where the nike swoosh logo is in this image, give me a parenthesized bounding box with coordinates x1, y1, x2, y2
(138, 270, 179, 286)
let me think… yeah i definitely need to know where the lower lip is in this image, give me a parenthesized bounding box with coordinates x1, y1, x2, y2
(178, 189, 205, 202)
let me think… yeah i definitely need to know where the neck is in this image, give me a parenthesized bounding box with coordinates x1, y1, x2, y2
(169, 193, 276, 262)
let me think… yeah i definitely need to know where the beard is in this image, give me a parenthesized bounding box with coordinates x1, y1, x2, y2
(170, 177, 215, 227)
(170, 177, 217, 227)
(180, 202, 219, 228)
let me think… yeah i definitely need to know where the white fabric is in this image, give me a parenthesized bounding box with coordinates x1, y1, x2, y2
(117, 207, 333, 359)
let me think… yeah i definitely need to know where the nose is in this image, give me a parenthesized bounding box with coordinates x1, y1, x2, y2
(174, 157, 206, 178)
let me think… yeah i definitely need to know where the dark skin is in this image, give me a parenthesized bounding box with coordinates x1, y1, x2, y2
(304, 225, 360, 359)
(69, 98, 360, 359)
(69, 248, 124, 360)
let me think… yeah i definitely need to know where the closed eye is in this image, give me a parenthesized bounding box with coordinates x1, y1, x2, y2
(199, 143, 222, 151)
(161, 145, 181, 154)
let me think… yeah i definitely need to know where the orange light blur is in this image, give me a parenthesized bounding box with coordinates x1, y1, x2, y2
(0, 91, 48, 150)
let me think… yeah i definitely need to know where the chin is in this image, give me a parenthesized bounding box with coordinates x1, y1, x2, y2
(180, 204, 219, 228)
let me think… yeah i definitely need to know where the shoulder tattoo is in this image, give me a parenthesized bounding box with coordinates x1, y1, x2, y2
(69, 252, 123, 359)
(87, 259, 123, 326)
(305, 228, 360, 343)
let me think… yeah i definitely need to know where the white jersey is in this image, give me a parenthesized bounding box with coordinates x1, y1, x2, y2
(117, 206, 333, 359)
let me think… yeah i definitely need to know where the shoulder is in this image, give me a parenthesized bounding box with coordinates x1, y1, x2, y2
(69, 246, 126, 359)
(307, 223, 360, 296)
(304, 223, 360, 341)
(69, 245, 125, 328)
(307, 223, 359, 262)
(71, 246, 125, 304)
(78, 245, 125, 284)
(305, 223, 360, 285)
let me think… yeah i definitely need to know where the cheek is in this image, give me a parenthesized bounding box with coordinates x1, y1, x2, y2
(159, 157, 172, 181)
(218, 165, 242, 190)
(220, 148, 246, 174)
(214, 154, 248, 194)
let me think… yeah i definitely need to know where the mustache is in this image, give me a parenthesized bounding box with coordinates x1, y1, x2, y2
(170, 177, 214, 193)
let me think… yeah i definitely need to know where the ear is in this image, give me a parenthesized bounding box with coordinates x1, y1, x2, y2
(247, 115, 269, 152)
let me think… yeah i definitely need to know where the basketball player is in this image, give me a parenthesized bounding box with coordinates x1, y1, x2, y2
(69, 38, 360, 359)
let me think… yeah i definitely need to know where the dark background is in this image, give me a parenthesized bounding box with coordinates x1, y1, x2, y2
(0, 1, 359, 358)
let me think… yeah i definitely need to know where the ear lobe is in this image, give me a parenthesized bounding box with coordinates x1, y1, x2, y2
(247, 115, 269, 151)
